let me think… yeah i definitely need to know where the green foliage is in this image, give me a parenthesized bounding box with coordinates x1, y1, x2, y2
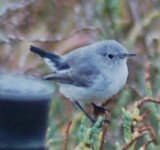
(77, 116, 104, 150)
(122, 108, 134, 146)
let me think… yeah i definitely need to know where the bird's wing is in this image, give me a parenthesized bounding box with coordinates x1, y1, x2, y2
(31, 45, 100, 87)
(44, 62, 100, 87)
(30, 46, 70, 71)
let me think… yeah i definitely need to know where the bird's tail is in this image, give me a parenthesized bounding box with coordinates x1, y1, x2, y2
(30, 46, 69, 71)
(30, 46, 60, 59)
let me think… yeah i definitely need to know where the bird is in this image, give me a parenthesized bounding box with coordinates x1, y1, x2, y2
(30, 40, 136, 122)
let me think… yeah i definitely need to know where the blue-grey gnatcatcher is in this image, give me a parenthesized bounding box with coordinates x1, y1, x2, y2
(30, 40, 135, 121)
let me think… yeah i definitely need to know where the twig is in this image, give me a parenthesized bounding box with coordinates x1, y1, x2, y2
(99, 123, 108, 150)
(122, 123, 157, 150)
(141, 110, 151, 120)
(62, 121, 72, 150)
(141, 140, 154, 150)
(122, 133, 143, 150)
(143, 124, 157, 144)
(128, 0, 141, 23)
(136, 124, 157, 144)
(137, 96, 160, 109)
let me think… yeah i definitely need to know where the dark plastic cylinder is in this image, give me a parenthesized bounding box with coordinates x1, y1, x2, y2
(0, 73, 54, 150)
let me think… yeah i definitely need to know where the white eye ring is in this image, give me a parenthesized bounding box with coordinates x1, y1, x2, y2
(107, 54, 114, 59)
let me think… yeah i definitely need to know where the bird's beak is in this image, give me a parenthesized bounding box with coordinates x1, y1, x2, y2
(118, 53, 136, 58)
(126, 53, 136, 57)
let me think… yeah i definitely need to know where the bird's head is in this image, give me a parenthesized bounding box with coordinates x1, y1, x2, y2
(94, 40, 136, 67)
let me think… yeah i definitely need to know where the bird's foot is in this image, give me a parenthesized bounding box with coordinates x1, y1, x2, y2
(75, 101, 110, 124)
(92, 102, 110, 124)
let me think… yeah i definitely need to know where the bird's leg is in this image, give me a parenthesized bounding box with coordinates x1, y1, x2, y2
(75, 101, 95, 123)
(92, 102, 110, 124)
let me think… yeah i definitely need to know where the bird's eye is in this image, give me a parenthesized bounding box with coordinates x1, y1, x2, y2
(107, 54, 114, 59)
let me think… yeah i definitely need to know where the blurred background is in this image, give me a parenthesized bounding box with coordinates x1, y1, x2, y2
(0, 0, 160, 149)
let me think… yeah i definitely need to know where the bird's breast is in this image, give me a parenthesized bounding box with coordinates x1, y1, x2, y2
(58, 64, 128, 104)
(105, 64, 128, 98)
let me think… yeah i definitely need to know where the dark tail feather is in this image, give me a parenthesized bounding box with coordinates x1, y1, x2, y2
(30, 45, 70, 70)
(30, 46, 60, 59)
(30, 46, 48, 57)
